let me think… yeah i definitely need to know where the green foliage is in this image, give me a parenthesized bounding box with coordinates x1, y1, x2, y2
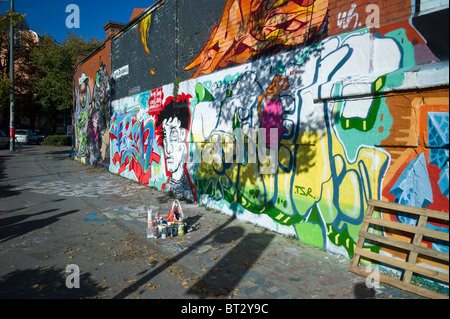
(0, 10, 27, 110)
(0, 76, 10, 109)
(31, 32, 101, 112)
(0, 10, 26, 33)
(43, 135, 72, 146)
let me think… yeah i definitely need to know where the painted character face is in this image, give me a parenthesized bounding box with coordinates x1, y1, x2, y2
(79, 81, 88, 108)
(162, 116, 187, 176)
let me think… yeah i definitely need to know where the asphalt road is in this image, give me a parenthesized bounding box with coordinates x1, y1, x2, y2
(0, 144, 202, 300)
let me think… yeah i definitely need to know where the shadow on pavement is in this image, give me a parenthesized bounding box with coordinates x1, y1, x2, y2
(353, 282, 376, 299)
(187, 227, 275, 298)
(113, 214, 274, 299)
(0, 183, 21, 200)
(0, 266, 106, 299)
(0, 154, 21, 200)
(113, 216, 231, 298)
(0, 209, 78, 243)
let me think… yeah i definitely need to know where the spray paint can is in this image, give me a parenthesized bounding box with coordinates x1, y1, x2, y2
(153, 223, 158, 238)
(167, 222, 173, 237)
(157, 224, 162, 238)
(146, 210, 154, 238)
(153, 214, 159, 238)
(178, 221, 184, 237)
(161, 225, 167, 239)
(173, 221, 178, 237)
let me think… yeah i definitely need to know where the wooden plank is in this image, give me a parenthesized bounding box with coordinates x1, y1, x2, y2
(404, 215, 428, 285)
(355, 246, 449, 283)
(349, 264, 448, 299)
(350, 200, 449, 298)
(350, 204, 374, 269)
(360, 231, 449, 262)
(364, 216, 449, 242)
(368, 199, 449, 221)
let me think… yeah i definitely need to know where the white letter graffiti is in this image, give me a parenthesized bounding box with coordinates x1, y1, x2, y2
(337, 3, 359, 30)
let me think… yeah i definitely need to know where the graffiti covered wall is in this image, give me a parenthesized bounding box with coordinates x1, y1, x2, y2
(74, 0, 449, 273)
(73, 43, 113, 167)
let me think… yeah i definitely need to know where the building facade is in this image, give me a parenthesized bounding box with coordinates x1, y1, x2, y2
(73, 0, 449, 276)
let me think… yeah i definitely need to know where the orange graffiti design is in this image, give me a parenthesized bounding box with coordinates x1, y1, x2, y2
(185, 0, 329, 78)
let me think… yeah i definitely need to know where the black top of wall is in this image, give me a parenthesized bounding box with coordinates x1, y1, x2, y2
(111, 0, 227, 100)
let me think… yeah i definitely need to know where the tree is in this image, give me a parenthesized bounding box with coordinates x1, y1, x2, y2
(0, 9, 26, 110)
(31, 32, 101, 113)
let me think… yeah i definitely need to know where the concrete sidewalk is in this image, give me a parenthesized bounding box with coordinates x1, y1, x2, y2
(71, 159, 425, 299)
(0, 146, 426, 299)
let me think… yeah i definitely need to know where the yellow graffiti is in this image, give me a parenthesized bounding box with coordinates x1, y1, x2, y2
(137, 14, 156, 75)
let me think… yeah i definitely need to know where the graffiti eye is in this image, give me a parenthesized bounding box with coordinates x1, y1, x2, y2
(170, 128, 179, 141)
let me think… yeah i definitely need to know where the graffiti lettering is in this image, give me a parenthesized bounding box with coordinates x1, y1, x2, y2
(337, 3, 359, 30)
(294, 186, 314, 199)
(337, 3, 381, 30)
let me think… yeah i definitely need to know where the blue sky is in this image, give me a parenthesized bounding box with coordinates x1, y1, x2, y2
(1, 0, 157, 43)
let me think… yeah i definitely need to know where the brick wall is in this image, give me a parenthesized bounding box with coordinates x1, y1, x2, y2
(111, 0, 227, 100)
(178, 0, 228, 79)
(111, 1, 176, 100)
(328, 0, 414, 35)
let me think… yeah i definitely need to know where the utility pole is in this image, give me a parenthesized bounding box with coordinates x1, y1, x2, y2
(9, 0, 15, 151)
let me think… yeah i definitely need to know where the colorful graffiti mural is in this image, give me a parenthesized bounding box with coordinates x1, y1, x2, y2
(188, 29, 399, 257)
(185, 0, 329, 78)
(107, 24, 448, 262)
(110, 92, 161, 185)
(73, 1, 448, 294)
(73, 73, 90, 158)
(73, 61, 112, 165)
(110, 91, 197, 202)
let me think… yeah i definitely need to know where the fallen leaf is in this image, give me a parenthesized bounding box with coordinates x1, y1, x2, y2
(298, 288, 308, 294)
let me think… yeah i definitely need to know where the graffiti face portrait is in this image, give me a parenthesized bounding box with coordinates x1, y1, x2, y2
(155, 95, 192, 180)
(154, 94, 195, 202)
(162, 116, 187, 177)
(79, 79, 89, 109)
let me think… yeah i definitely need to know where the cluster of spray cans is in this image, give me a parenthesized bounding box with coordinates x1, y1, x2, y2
(146, 209, 185, 239)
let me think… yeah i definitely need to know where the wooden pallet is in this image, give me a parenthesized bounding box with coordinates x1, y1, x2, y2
(349, 199, 449, 299)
